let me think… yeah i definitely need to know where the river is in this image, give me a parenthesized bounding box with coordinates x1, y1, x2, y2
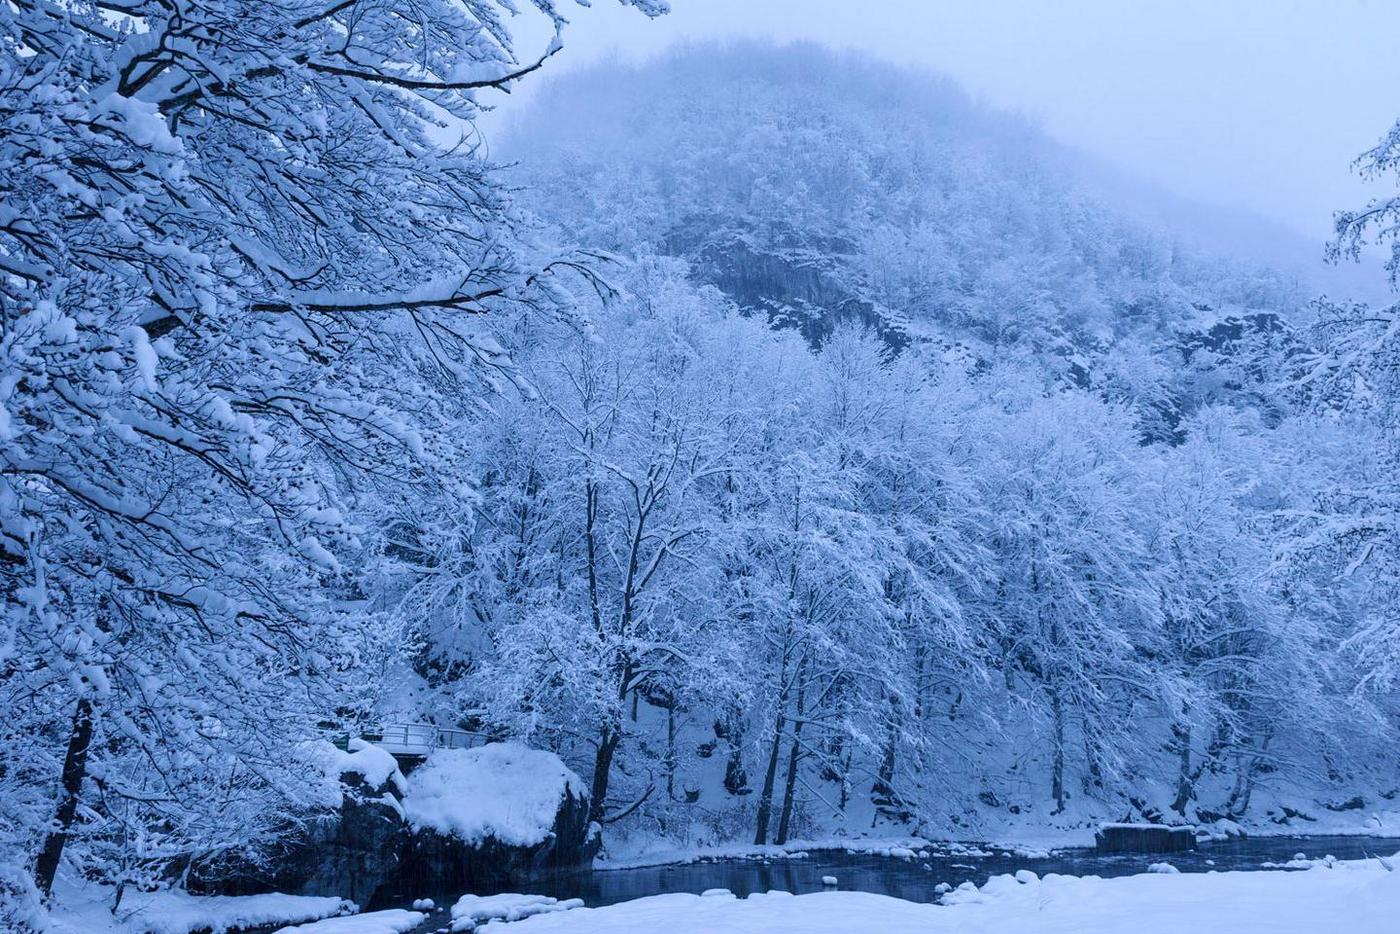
(390, 833, 1397, 932)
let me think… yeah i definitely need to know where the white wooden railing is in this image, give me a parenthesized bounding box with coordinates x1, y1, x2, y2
(358, 723, 487, 757)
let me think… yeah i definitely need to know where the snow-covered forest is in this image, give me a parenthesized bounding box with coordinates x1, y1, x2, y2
(3, 3, 1400, 932)
(404, 44, 1400, 849)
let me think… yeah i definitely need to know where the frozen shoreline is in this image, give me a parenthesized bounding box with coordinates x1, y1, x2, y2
(596, 813, 1400, 872)
(46, 834, 1400, 933)
(594, 836, 1029, 871)
(440, 855, 1400, 934)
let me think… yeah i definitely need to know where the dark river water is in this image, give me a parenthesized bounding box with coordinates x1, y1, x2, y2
(385, 834, 1397, 932)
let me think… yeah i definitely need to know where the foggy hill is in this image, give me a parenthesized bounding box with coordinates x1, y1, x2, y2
(503, 43, 1320, 358)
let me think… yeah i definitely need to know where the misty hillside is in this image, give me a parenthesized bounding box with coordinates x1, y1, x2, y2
(506, 45, 1306, 362)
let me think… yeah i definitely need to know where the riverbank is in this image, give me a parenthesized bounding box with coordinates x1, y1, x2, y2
(592, 836, 1019, 871)
(40, 833, 1400, 933)
(593, 805, 1400, 873)
(406, 857, 1400, 934)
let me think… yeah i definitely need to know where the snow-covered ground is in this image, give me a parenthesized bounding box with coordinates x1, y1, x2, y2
(44, 882, 352, 934)
(472, 857, 1400, 934)
(968, 794, 1400, 853)
(272, 909, 425, 934)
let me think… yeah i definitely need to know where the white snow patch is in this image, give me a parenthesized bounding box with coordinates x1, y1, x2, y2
(338, 739, 406, 790)
(47, 882, 350, 934)
(92, 94, 183, 154)
(274, 909, 424, 934)
(450, 893, 582, 931)
(402, 743, 583, 846)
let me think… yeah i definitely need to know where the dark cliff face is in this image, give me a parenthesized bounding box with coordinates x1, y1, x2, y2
(190, 768, 598, 909)
(286, 778, 408, 908)
(186, 771, 406, 905)
(683, 226, 907, 350)
(389, 787, 598, 906)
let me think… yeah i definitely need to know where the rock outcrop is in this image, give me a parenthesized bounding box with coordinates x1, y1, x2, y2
(193, 741, 596, 909)
(395, 783, 598, 898)
(1094, 823, 1197, 854)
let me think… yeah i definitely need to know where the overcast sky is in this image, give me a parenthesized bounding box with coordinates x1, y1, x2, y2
(490, 0, 1400, 252)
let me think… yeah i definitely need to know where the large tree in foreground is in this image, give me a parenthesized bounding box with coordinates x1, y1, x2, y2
(0, 0, 662, 917)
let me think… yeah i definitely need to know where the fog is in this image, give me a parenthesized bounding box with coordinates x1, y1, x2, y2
(488, 0, 1399, 294)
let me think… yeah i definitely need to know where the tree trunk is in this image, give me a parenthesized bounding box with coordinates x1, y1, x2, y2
(774, 727, 803, 845)
(1226, 730, 1271, 818)
(665, 705, 676, 800)
(871, 688, 904, 820)
(1050, 689, 1066, 815)
(1084, 740, 1105, 795)
(752, 709, 786, 845)
(838, 744, 853, 811)
(774, 659, 807, 845)
(1171, 720, 1193, 816)
(873, 724, 898, 809)
(754, 608, 794, 846)
(722, 707, 749, 796)
(588, 723, 621, 824)
(34, 698, 95, 898)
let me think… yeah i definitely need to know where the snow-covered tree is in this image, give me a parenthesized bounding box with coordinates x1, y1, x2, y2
(0, 0, 662, 908)
(971, 385, 1162, 814)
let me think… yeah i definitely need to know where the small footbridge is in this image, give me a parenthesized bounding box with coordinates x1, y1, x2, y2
(340, 722, 488, 770)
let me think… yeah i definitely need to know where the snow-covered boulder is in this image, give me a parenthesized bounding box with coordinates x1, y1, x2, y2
(449, 893, 584, 931)
(270, 741, 412, 907)
(399, 744, 598, 893)
(402, 744, 584, 847)
(191, 741, 595, 907)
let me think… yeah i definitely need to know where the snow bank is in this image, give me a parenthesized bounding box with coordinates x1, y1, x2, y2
(450, 893, 583, 931)
(485, 858, 1400, 934)
(273, 909, 425, 934)
(47, 884, 350, 934)
(401, 743, 583, 846)
(452, 891, 935, 934)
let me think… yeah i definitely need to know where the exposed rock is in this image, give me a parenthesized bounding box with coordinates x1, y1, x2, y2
(192, 742, 597, 909)
(1094, 823, 1197, 854)
(1324, 796, 1367, 812)
(188, 769, 406, 907)
(1269, 805, 1319, 825)
(283, 774, 408, 907)
(388, 784, 598, 901)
